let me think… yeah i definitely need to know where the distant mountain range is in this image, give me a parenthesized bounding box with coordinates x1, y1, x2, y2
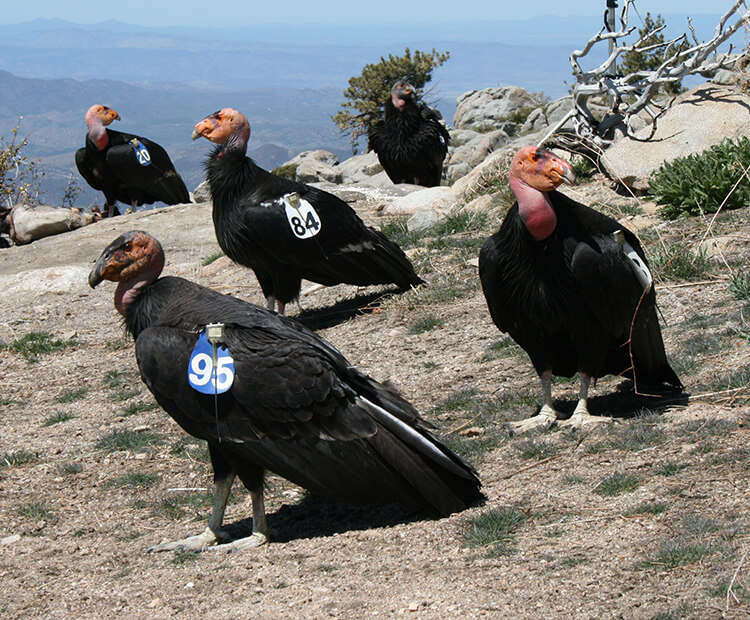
(0, 14, 738, 206)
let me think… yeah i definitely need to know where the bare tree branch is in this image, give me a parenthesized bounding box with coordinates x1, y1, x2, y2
(539, 0, 750, 148)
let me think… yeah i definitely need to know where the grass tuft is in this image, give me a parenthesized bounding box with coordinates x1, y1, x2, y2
(642, 540, 713, 569)
(626, 501, 669, 516)
(1, 331, 78, 362)
(57, 462, 83, 476)
(56, 388, 88, 404)
(514, 438, 559, 460)
(43, 411, 75, 426)
(729, 271, 750, 300)
(408, 316, 444, 334)
(650, 243, 713, 282)
(19, 502, 54, 520)
(123, 401, 160, 417)
(594, 472, 641, 496)
(1, 450, 38, 468)
(96, 429, 163, 452)
(465, 507, 528, 556)
(202, 251, 225, 266)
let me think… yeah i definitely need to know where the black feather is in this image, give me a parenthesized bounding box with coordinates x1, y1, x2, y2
(368, 83, 450, 187)
(114, 264, 482, 516)
(76, 128, 189, 215)
(205, 143, 424, 307)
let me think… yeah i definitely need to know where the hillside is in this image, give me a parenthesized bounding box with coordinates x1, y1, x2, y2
(0, 172, 748, 617)
(1, 11, 738, 206)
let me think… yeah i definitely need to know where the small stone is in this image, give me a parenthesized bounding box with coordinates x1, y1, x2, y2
(148, 598, 165, 609)
(1, 534, 21, 546)
(408, 602, 420, 612)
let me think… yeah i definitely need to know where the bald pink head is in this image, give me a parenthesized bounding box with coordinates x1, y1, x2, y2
(510, 145, 576, 192)
(509, 146, 575, 241)
(192, 108, 251, 151)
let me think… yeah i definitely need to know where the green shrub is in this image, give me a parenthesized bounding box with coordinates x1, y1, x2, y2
(649, 137, 750, 219)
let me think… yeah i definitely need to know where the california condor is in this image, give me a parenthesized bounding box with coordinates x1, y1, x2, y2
(478, 146, 682, 432)
(192, 108, 423, 314)
(367, 81, 450, 187)
(89, 230, 481, 551)
(75, 105, 189, 217)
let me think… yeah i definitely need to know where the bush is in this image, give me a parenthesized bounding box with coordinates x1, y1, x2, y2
(649, 137, 750, 219)
(0, 119, 43, 209)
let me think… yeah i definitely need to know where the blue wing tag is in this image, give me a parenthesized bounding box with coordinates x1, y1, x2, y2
(129, 138, 152, 167)
(283, 192, 322, 239)
(188, 330, 235, 394)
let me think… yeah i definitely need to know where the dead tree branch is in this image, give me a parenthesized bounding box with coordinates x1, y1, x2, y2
(539, 0, 750, 148)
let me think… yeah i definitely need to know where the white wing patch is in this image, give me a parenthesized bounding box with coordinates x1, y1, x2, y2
(623, 240, 653, 290)
(340, 241, 376, 253)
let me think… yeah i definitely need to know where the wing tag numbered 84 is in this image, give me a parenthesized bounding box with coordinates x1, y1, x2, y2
(188, 329, 235, 394)
(283, 192, 321, 239)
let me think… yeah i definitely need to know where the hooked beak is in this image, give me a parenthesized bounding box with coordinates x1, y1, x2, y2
(560, 165, 576, 185)
(88, 260, 105, 288)
(192, 118, 215, 141)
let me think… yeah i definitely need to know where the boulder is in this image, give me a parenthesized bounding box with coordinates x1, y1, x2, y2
(9, 205, 99, 245)
(283, 150, 342, 184)
(382, 186, 454, 217)
(444, 128, 511, 182)
(602, 85, 750, 192)
(336, 151, 392, 187)
(192, 181, 211, 203)
(453, 87, 540, 131)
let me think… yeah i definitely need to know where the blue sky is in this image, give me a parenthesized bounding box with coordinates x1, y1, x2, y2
(0, 1, 733, 26)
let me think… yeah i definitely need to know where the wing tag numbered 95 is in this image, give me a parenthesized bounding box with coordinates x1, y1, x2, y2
(283, 192, 321, 239)
(188, 330, 235, 394)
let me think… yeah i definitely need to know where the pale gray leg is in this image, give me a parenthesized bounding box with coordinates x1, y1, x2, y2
(148, 473, 235, 552)
(560, 373, 614, 428)
(508, 370, 559, 433)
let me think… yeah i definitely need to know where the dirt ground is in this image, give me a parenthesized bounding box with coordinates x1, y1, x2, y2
(0, 183, 748, 620)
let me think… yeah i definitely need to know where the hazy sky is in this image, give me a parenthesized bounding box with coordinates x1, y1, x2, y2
(0, 1, 732, 27)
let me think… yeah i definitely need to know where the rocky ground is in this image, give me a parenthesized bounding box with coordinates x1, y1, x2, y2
(0, 177, 748, 619)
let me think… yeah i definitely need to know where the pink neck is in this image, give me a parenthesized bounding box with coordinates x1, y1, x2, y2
(510, 175, 557, 241)
(227, 124, 250, 154)
(113, 253, 164, 316)
(86, 116, 109, 150)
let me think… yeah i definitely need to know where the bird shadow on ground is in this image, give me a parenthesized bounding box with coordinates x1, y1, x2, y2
(551, 382, 690, 421)
(293, 288, 402, 331)
(219, 494, 425, 544)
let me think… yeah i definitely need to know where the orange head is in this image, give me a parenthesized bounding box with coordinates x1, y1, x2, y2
(85, 104, 121, 127)
(89, 230, 164, 288)
(192, 108, 250, 149)
(510, 145, 576, 192)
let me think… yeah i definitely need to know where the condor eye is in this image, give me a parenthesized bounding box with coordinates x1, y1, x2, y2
(530, 151, 540, 162)
(124, 241, 133, 251)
